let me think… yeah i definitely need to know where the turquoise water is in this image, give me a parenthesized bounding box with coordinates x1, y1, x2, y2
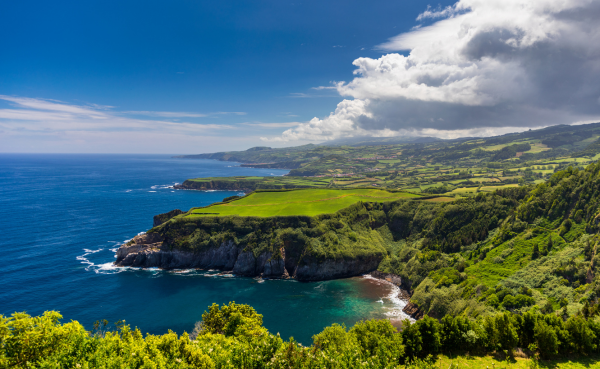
(0, 154, 405, 344)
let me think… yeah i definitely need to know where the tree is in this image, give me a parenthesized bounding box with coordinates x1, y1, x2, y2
(534, 319, 559, 358)
(401, 319, 423, 360)
(416, 316, 442, 357)
(349, 319, 404, 366)
(541, 300, 554, 314)
(584, 241, 593, 261)
(532, 244, 540, 260)
(559, 298, 569, 308)
(495, 313, 519, 352)
(199, 301, 267, 339)
(487, 294, 500, 308)
(566, 316, 597, 353)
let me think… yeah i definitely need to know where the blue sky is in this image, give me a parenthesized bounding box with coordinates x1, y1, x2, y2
(2, 0, 600, 153)
(0, 0, 455, 153)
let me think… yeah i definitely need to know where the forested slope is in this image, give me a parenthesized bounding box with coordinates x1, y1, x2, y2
(384, 163, 600, 319)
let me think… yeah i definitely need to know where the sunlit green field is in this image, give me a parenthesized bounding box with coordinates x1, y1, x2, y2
(432, 353, 600, 369)
(189, 188, 422, 217)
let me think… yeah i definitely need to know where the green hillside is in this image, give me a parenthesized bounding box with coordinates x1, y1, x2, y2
(176, 123, 600, 195)
(379, 162, 600, 320)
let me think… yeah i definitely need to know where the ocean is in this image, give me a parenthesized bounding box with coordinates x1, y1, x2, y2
(0, 154, 407, 344)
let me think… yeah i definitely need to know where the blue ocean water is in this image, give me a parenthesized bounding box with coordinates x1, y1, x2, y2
(0, 154, 405, 344)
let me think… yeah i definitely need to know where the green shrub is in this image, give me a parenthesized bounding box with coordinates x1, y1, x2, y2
(534, 319, 559, 358)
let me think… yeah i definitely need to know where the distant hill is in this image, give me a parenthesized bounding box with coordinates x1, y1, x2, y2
(317, 135, 442, 146)
(174, 123, 600, 180)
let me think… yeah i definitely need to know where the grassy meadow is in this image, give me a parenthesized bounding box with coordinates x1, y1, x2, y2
(433, 354, 600, 369)
(189, 188, 425, 217)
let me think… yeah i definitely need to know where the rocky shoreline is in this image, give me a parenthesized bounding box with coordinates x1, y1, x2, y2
(114, 232, 381, 282)
(173, 181, 254, 193)
(368, 271, 422, 319)
(114, 233, 423, 319)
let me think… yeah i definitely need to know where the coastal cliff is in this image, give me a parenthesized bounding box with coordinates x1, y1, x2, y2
(174, 179, 315, 191)
(174, 180, 255, 192)
(115, 234, 290, 278)
(114, 232, 381, 281)
(113, 202, 393, 281)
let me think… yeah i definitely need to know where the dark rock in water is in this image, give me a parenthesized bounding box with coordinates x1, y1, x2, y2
(153, 209, 184, 227)
(402, 301, 424, 320)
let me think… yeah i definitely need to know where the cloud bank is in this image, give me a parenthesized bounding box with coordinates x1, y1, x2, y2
(275, 0, 600, 142)
(0, 96, 256, 153)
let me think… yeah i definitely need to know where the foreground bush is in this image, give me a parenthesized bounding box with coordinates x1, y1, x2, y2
(2, 303, 600, 368)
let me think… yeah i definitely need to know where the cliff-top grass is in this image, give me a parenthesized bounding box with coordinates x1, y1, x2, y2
(189, 188, 423, 217)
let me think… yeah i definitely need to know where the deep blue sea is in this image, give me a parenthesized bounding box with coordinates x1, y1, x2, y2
(0, 154, 406, 344)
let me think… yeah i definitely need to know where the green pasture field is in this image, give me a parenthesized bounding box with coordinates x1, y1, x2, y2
(431, 353, 600, 369)
(527, 142, 551, 153)
(448, 187, 479, 194)
(189, 188, 422, 217)
(479, 184, 519, 192)
(480, 143, 511, 151)
(553, 157, 590, 163)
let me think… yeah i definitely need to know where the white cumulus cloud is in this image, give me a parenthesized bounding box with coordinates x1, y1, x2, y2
(276, 0, 600, 142)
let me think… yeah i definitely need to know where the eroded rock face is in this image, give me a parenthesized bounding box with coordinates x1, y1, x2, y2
(114, 236, 292, 278)
(232, 251, 257, 276)
(115, 233, 164, 263)
(369, 270, 412, 292)
(115, 237, 243, 271)
(402, 301, 424, 319)
(263, 257, 288, 278)
(114, 233, 376, 281)
(294, 254, 383, 281)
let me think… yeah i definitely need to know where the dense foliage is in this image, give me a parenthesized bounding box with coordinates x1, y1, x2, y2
(380, 162, 600, 321)
(3, 303, 600, 368)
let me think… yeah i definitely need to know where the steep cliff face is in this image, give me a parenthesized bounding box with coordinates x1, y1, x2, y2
(114, 200, 403, 281)
(174, 180, 255, 192)
(173, 179, 314, 191)
(114, 231, 381, 281)
(115, 235, 258, 274)
(295, 255, 381, 281)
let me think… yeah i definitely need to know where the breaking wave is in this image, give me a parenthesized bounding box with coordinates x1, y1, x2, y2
(362, 274, 413, 322)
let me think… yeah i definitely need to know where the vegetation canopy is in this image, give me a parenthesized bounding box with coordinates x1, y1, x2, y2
(3, 303, 600, 368)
